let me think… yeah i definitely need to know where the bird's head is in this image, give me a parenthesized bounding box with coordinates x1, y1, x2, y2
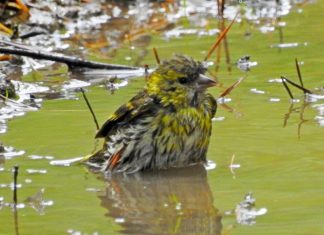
(146, 55, 217, 108)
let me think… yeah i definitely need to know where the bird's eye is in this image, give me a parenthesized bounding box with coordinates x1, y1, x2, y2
(178, 77, 188, 84)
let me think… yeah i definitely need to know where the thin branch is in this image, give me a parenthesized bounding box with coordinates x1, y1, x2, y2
(204, 12, 238, 61)
(295, 58, 304, 90)
(13, 166, 20, 235)
(219, 77, 245, 98)
(0, 46, 138, 70)
(153, 47, 160, 64)
(223, 28, 232, 72)
(284, 76, 312, 94)
(80, 88, 100, 130)
(13, 165, 19, 205)
(281, 76, 294, 99)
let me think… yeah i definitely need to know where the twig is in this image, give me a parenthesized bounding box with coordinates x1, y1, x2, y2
(219, 77, 245, 98)
(295, 58, 304, 90)
(217, 0, 225, 18)
(0, 46, 138, 70)
(12, 165, 20, 234)
(284, 76, 312, 94)
(281, 76, 294, 99)
(153, 48, 160, 64)
(0, 39, 32, 51)
(0, 93, 36, 109)
(229, 154, 236, 176)
(223, 28, 232, 72)
(13, 165, 19, 205)
(204, 12, 238, 61)
(80, 88, 100, 130)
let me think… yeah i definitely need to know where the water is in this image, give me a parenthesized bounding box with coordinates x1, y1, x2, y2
(1, 0, 324, 235)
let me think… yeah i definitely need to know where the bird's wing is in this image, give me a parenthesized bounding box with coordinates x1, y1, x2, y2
(205, 93, 217, 118)
(95, 91, 156, 138)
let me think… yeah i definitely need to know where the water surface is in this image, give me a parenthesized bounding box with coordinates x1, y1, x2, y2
(1, 1, 324, 235)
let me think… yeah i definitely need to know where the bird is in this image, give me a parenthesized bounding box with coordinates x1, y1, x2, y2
(86, 55, 217, 174)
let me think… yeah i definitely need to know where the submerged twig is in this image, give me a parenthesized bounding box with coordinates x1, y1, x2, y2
(283, 103, 295, 127)
(204, 12, 238, 61)
(297, 101, 309, 140)
(219, 77, 245, 98)
(0, 46, 138, 70)
(80, 88, 100, 130)
(153, 48, 160, 64)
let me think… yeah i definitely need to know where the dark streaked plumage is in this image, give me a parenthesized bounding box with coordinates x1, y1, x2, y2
(86, 55, 217, 174)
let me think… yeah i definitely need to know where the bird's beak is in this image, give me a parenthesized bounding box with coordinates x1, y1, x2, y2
(197, 74, 217, 89)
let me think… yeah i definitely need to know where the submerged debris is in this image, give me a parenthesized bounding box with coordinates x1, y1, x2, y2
(236, 55, 258, 72)
(225, 193, 267, 225)
(0, 79, 17, 99)
(235, 193, 267, 225)
(0, 145, 25, 159)
(24, 188, 54, 215)
(0, 80, 46, 134)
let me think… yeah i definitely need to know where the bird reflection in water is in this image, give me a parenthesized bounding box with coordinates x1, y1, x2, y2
(97, 165, 222, 235)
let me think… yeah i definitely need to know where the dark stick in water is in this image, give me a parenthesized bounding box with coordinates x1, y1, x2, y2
(12, 165, 20, 235)
(13, 165, 19, 205)
(153, 48, 160, 65)
(284, 76, 312, 94)
(281, 76, 294, 99)
(295, 58, 304, 90)
(0, 46, 138, 71)
(80, 88, 100, 130)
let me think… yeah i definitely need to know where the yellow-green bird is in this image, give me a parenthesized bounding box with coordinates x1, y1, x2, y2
(86, 55, 217, 174)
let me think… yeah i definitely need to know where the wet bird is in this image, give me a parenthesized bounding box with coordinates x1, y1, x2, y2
(86, 55, 217, 174)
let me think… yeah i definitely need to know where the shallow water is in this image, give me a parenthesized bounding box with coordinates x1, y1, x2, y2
(1, 0, 324, 235)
